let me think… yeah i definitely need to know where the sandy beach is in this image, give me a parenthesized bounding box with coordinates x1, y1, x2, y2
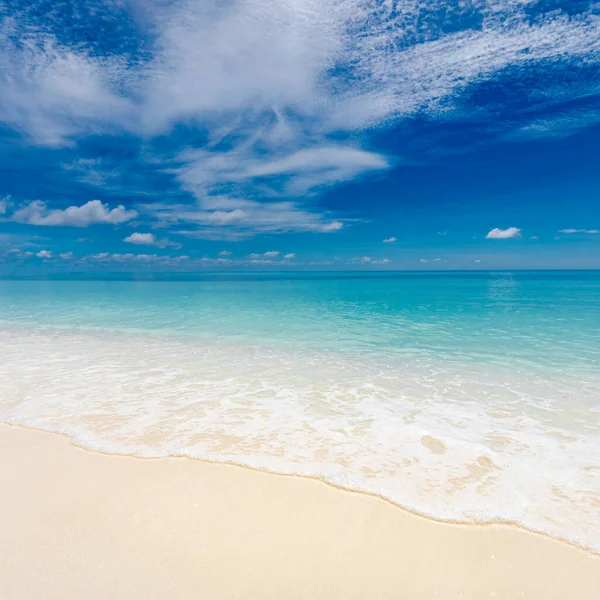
(0, 424, 598, 599)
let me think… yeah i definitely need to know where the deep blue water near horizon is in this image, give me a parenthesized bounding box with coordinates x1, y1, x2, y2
(1, 270, 599, 549)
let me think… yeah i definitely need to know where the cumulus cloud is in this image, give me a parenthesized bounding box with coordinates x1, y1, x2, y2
(283, 253, 296, 260)
(486, 227, 522, 239)
(124, 232, 157, 245)
(13, 200, 137, 227)
(219, 250, 232, 256)
(383, 237, 397, 243)
(59, 252, 74, 259)
(123, 232, 182, 248)
(36, 250, 52, 258)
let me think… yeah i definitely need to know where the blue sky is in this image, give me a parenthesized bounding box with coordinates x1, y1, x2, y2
(1, 0, 599, 273)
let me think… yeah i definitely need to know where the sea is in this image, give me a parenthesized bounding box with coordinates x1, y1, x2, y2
(1, 271, 599, 550)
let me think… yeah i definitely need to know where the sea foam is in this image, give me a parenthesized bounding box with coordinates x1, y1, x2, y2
(1, 324, 599, 551)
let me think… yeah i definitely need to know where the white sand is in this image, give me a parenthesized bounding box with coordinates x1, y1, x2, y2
(0, 424, 598, 599)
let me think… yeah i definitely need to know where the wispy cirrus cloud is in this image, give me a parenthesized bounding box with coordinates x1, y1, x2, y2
(3, 2, 598, 148)
(143, 197, 344, 240)
(559, 228, 599, 234)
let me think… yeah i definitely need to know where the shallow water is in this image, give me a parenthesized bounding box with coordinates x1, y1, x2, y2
(1, 272, 599, 549)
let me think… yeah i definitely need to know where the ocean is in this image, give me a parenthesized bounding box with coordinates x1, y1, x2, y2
(1, 271, 599, 550)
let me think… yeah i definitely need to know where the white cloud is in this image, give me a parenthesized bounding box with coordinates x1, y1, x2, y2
(348, 255, 390, 265)
(474, 259, 481, 263)
(420, 258, 442, 263)
(88, 252, 188, 264)
(383, 237, 397, 243)
(249, 251, 280, 259)
(13, 200, 137, 227)
(125, 232, 182, 249)
(124, 233, 157, 245)
(36, 250, 52, 259)
(144, 200, 344, 239)
(174, 144, 387, 227)
(59, 252, 74, 259)
(317, 221, 343, 232)
(219, 250, 232, 256)
(240, 146, 389, 196)
(530, 236, 539, 240)
(0, 23, 135, 146)
(508, 109, 600, 141)
(559, 229, 599, 234)
(283, 253, 296, 260)
(5, 247, 35, 258)
(486, 227, 522, 239)
(6, 0, 596, 146)
(136, 0, 600, 139)
(1, 1, 597, 153)
(0, 196, 8, 214)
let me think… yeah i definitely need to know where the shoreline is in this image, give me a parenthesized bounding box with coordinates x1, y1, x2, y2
(5, 421, 599, 557)
(1, 423, 598, 599)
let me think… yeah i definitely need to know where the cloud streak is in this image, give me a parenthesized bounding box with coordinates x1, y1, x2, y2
(559, 228, 599, 234)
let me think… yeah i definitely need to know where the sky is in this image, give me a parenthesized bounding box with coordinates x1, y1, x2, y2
(0, 0, 599, 274)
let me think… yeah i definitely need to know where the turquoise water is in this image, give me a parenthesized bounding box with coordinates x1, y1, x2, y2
(1, 272, 599, 549)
